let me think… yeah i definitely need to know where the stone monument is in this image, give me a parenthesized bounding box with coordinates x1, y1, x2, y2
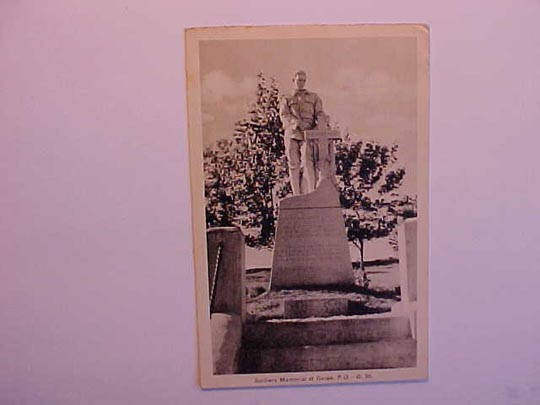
(270, 129, 355, 289)
(392, 218, 418, 339)
(206, 227, 246, 319)
(207, 227, 245, 374)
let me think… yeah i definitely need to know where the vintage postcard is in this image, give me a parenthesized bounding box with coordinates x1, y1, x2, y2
(185, 24, 429, 389)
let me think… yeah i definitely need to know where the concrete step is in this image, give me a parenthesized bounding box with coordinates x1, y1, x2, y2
(283, 297, 349, 319)
(239, 339, 417, 373)
(243, 314, 412, 348)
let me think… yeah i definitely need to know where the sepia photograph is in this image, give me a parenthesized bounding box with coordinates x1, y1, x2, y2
(185, 24, 429, 388)
(5, 2, 540, 403)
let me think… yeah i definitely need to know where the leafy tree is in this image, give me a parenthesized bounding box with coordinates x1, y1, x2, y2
(204, 139, 238, 228)
(335, 138, 414, 275)
(203, 73, 290, 247)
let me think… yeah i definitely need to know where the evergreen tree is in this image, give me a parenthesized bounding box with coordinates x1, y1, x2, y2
(203, 73, 290, 247)
(204, 139, 238, 228)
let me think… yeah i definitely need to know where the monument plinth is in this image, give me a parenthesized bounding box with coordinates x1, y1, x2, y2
(270, 129, 355, 290)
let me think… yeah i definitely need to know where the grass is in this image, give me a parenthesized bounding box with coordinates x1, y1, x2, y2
(245, 262, 401, 322)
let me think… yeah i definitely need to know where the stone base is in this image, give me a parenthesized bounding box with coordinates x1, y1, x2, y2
(240, 339, 417, 373)
(283, 298, 349, 319)
(240, 314, 416, 373)
(207, 227, 246, 320)
(239, 314, 418, 374)
(270, 179, 355, 289)
(243, 314, 412, 348)
(211, 313, 242, 375)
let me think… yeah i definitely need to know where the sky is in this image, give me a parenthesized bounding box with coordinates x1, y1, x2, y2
(199, 37, 418, 194)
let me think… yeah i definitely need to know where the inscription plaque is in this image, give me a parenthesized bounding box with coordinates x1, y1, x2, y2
(270, 178, 355, 289)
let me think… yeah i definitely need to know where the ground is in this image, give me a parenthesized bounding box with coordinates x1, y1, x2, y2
(245, 261, 401, 322)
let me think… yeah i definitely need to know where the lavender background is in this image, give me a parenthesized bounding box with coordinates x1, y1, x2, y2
(1, 1, 539, 404)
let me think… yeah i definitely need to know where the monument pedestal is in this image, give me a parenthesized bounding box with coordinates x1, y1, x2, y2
(270, 178, 355, 290)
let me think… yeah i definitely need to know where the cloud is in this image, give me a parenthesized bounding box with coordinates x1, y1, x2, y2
(201, 70, 257, 105)
(326, 67, 414, 105)
(317, 67, 416, 141)
(201, 71, 259, 146)
(316, 67, 417, 195)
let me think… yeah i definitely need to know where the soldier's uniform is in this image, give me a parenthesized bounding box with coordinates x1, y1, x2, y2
(279, 89, 325, 194)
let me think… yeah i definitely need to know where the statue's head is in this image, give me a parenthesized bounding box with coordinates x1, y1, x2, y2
(292, 70, 307, 90)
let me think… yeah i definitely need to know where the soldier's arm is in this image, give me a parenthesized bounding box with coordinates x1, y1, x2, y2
(314, 94, 329, 129)
(279, 96, 299, 130)
(314, 94, 325, 119)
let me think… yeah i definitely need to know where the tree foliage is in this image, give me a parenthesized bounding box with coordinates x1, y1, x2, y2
(335, 138, 416, 270)
(204, 73, 290, 247)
